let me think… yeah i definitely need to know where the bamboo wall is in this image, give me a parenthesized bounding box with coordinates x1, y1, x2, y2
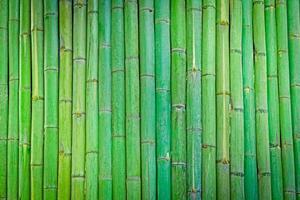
(0, 0, 299, 199)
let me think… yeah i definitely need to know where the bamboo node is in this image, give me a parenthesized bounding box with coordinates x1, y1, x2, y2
(139, 7, 154, 13)
(216, 159, 230, 164)
(155, 18, 170, 25)
(230, 172, 244, 177)
(202, 144, 216, 149)
(202, 4, 216, 10)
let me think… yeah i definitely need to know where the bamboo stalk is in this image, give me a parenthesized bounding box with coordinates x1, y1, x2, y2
(201, 0, 216, 198)
(155, 0, 171, 199)
(86, 0, 99, 199)
(0, 0, 8, 198)
(253, 1, 272, 199)
(99, 0, 112, 199)
(287, 1, 300, 198)
(71, 0, 87, 199)
(43, 0, 58, 199)
(124, 0, 141, 199)
(242, 1, 258, 199)
(31, 0, 44, 199)
(186, 0, 201, 199)
(229, 0, 244, 199)
(8, 0, 20, 198)
(265, 0, 284, 199)
(275, 1, 297, 199)
(111, 0, 126, 199)
(171, 0, 187, 199)
(216, 0, 230, 198)
(139, 0, 156, 199)
(58, 0, 72, 199)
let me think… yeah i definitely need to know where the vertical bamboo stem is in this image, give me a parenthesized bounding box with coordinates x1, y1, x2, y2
(171, 0, 187, 199)
(253, 0, 272, 199)
(201, 0, 216, 198)
(99, 0, 112, 199)
(216, 0, 230, 198)
(58, 0, 72, 199)
(111, 0, 126, 199)
(43, 0, 58, 199)
(124, 0, 141, 199)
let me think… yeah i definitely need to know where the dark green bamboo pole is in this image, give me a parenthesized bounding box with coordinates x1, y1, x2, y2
(242, 1, 258, 199)
(43, 0, 58, 199)
(229, 1, 244, 199)
(275, 1, 297, 199)
(0, 0, 8, 198)
(201, 0, 216, 198)
(155, 0, 171, 199)
(216, 0, 230, 198)
(19, 0, 31, 199)
(86, 0, 99, 199)
(99, 0, 112, 199)
(171, 0, 187, 199)
(8, 0, 19, 199)
(111, 0, 126, 199)
(139, 0, 156, 199)
(186, 0, 201, 199)
(287, 1, 300, 198)
(72, 0, 87, 199)
(253, 1, 272, 199)
(124, 0, 141, 199)
(58, 0, 72, 199)
(265, 0, 284, 199)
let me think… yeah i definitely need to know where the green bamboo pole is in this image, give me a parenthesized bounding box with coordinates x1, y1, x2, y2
(0, 0, 8, 198)
(265, 0, 284, 199)
(242, 1, 258, 199)
(229, 1, 244, 199)
(111, 0, 126, 199)
(58, 0, 72, 199)
(171, 0, 187, 199)
(99, 0, 112, 199)
(8, 0, 19, 199)
(275, 1, 297, 199)
(253, 1, 272, 199)
(31, 0, 44, 199)
(19, 0, 31, 198)
(155, 0, 171, 199)
(287, 1, 300, 198)
(201, 0, 216, 199)
(186, 0, 201, 199)
(216, 0, 230, 198)
(72, 0, 86, 199)
(43, 0, 58, 199)
(139, 0, 156, 199)
(124, 0, 141, 199)
(86, 0, 99, 199)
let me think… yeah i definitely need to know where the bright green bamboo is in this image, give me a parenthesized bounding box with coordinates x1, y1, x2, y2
(139, 0, 156, 199)
(242, 1, 258, 199)
(275, 1, 297, 199)
(265, 0, 284, 199)
(43, 0, 58, 199)
(216, 0, 230, 198)
(19, 0, 31, 199)
(58, 0, 72, 199)
(253, 1, 272, 199)
(86, 0, 99, 199)
(111, 0, 126, 199)
(125, 0, 141, 199)
(0, 0, 8, 198)
(8, 0, 19, 199)
(99, 0, 112, 199)
(287, 1, 300, 199)
(229, 1, 244, 199)
(171, 0, 187, 199)
(155, 0, 171, 199)
(201, 0, 216, 199)
(72, 0, 86, 199)
(186, 0, 201, 199)
(31, 0, 44, 199)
